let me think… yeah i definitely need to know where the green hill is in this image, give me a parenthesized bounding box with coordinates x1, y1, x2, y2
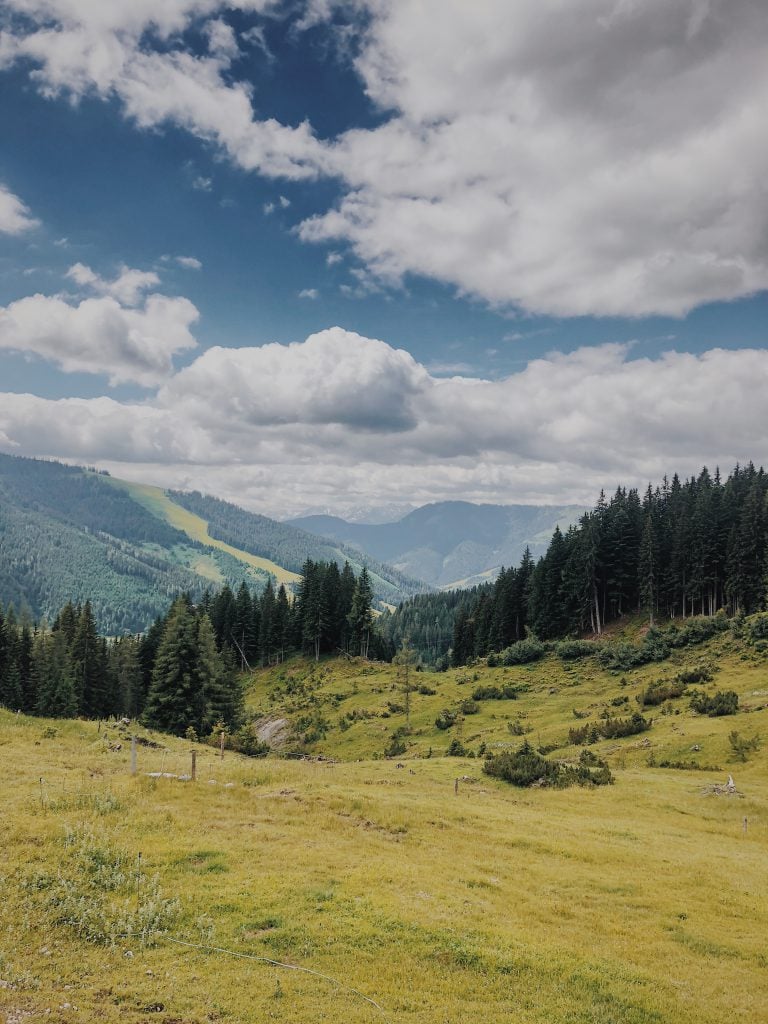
(0, 454, 428, 632)
(1, 618, 766, 1024)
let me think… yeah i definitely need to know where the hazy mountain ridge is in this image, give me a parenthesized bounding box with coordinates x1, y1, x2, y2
(290, 500, 586, 587)
(168, 489, 429, 603)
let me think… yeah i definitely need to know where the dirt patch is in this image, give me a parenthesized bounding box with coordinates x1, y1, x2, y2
(253, 716, 290, 747)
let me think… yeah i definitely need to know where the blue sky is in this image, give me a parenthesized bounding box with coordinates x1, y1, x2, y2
(0, 1, 767, 518)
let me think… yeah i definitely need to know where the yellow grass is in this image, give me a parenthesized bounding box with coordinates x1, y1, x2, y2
(2, 630, 767, 1023)
(105, 477, 301, 586)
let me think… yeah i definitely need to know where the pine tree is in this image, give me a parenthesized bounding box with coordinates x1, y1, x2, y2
(197, 613, 243, 732)
(70, 601, 107, 718)
(144, 598, 207, 736)
(348, 568, 374, 658)
(638, 514, 658, 625)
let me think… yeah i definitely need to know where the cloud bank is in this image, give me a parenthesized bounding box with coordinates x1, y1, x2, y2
(1, 327, 766, 517)
(2, 1, 767, 316)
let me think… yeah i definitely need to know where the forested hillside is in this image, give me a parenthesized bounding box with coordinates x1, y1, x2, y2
(384, 464, 768, 666)
(290, 500, 584, 587)
(0, 455, 426, 632)
(170, 490, 427, 603)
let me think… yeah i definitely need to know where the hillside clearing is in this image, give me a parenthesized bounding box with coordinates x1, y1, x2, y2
(106, 478, 301, 586)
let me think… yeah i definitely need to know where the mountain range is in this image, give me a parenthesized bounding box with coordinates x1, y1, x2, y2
(290, 501, 585, 588)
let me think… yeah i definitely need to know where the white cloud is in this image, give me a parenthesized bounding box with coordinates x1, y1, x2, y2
(205, 17, 239, 62)
(192, 175, 213, 191)
(0, 290, 199, 386)
(326, 251, 342, 267)
(298, 287, 319, 299)
(1, 0, 324, 181)
(66, 262, 160, 305)
(263, 201, 275, 215)
(176, 255, 203, 270)
(0, 185, 39, 235)
(303, 0, 768, 317)
(3, 2, 768, 316)
(2, 328, 768, 517)
(278, 195, 291, 208)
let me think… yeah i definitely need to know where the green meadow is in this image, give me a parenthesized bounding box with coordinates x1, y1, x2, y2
(2, 625, 767, 1024)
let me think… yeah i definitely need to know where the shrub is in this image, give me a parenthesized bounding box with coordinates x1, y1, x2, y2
(656, 759, 721, 771)
(639, 678, 688, 706)
(690, 690, 739, 717)
(385, 733, 407, 757)
(748, 613, 768, 642)
(483, 740, 559, 787)
(483, 740, 613, 788)
(555, 640, 597, 661)
(233, 724, 270, 758)
(569, 712, 649, 744)
(472, 683, 527, 700)
(676, 664, 714, 685)
(460, 699, 480, 715)
(599, 712, 651, 739)
(499, 638, 546, 666)
(418, 684, 436, 695)
(446, 738, 468, 756)
(666, 615, 729, 648)
(435, 709, 458, 731)
(728, 730, 761, 762)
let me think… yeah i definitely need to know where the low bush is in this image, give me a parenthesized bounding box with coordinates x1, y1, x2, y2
(25, 828, 179, 946)
(435, 709, 458, 730)
(471, 683, 526, 700)
(232, 724, 270, 758)
(555, 640, 597, 661)
(460, 699, 480, 715)
(569, 711, 650, 744)
(446, 738, 468, 756)
(483, 740, 613, 788)
(728, 730, 761, 762)
(639, 678, 688, 706)
(689, 690, 739, 716)
(498, 638, 547, 666)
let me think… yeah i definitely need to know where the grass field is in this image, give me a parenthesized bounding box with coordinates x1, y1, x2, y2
(2, 629, 767, 1024)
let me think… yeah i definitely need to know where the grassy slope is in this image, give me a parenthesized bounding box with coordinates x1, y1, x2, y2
(2, 630, 767, 1024)
(108, 478, 301, 587)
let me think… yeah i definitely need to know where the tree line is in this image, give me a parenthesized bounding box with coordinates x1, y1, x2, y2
(203, 559, 384, 667)
(0, 559, 378, 735)
(386, 463, 768, 665)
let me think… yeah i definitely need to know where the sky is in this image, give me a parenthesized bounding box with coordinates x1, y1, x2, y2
(0, 0, 767, 520)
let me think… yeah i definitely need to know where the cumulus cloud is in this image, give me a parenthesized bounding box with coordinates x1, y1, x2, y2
(298, 287, 319, 299)
(1, 327, 767, 516)
(0, 290, 199, 386)
(0, 184, 39, 235)
(299, 0, 768, 317)
(0, 0, 325, 180)
(66, 262, 160, 305)
(4, 2, 768, 316)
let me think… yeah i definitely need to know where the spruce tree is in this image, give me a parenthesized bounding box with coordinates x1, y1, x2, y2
(348, 568, 374, 658)
(144, 598, 207, 736)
